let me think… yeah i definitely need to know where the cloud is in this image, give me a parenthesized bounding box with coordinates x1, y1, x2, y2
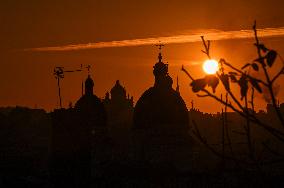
(25, 27, 284, 52)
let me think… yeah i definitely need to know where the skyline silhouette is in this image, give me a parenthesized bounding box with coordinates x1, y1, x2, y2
(1, 57, 284, 186)
(2, 1, 284, 187)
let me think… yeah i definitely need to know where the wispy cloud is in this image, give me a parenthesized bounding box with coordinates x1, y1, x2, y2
(25, 27, 284, 52)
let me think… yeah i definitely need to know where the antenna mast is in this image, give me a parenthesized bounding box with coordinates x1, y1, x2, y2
(53, 66, 82, 109)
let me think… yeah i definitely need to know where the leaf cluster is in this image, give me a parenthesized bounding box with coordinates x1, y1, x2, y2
(190, 66, 263, 100)
(242, 45, 278, 71)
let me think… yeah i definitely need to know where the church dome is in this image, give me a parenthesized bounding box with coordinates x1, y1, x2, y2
(134, 87, 188, 129)
(133, 51, 189, 130)
(110, 80, 126, 101)
(75, 74, 107, 127)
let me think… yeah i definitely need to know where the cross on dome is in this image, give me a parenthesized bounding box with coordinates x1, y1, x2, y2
(155, 42, 165, 63)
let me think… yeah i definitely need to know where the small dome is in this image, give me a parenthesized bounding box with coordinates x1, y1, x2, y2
(75, 75, 107, 127)
(75, 95, 107, 127)
(110, 80, 126, 101)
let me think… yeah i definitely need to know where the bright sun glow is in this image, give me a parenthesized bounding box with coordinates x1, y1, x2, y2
(203, 59, 219, 74)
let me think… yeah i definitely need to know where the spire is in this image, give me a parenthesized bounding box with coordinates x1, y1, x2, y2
(153, 43, 168, 77)
(86, 65, 91, 75)
(85, 75, 94, 96)
(82, 65, 92, 96)
(176, 76, 180, 93)
(105, 92, 110, 100)
(153, 43, 173, 89)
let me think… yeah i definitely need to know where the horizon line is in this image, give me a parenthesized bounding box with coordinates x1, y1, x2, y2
(24, 27, 284, 52)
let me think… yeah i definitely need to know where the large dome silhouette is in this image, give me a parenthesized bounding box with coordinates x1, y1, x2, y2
(133, 51, 189, 130)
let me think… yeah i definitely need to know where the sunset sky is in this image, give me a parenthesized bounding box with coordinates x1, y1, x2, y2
(1, 0, 284, 112)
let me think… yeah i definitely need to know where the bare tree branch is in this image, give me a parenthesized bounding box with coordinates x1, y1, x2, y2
(271, 66, 284, 83)
(253, 21, 284, 127)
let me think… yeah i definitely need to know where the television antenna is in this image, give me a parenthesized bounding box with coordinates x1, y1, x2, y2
(53, 66, 82, 108)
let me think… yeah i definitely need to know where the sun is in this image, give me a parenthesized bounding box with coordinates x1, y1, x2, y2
(203, 59, 219, 74)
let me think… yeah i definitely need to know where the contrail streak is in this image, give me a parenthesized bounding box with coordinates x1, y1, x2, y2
(25, 27, 284, 52)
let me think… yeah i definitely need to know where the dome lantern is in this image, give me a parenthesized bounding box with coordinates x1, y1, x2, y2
(133, 45, 189, 130)
(85, 75, 94, 96)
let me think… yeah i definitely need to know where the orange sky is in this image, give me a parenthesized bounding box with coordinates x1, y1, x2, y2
(1, 0, 284, 112)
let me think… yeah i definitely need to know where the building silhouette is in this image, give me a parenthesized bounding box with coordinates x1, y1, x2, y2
(133, 52, 189, 129)
(103, 80, 134, 128)
(51, 74, 109, 187)
(103, 80, 134, 160)
(132, 48, 192, 170)
(1, 85, 284, 186)
(0, 107, 50, 187)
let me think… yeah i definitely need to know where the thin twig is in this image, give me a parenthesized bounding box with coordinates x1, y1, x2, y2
(262, 142, 284, 158)
(192, 120, 251, 165)
(250, 87, 255, 112)
(216, 72, 245, 111)
(224, 94, 234, 157)
(201, 36, 211, 59)
(181, 65, 194, 81)
(245, 94, 254, 161)
(278, 53, 284, 65)
(271, 66, 284, 83)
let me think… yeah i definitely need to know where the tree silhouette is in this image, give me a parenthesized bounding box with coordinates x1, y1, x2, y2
(182, 21, 284, 168)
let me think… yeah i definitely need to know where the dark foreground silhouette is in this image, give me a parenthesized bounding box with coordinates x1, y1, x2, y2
(1, 50, 284, 187)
